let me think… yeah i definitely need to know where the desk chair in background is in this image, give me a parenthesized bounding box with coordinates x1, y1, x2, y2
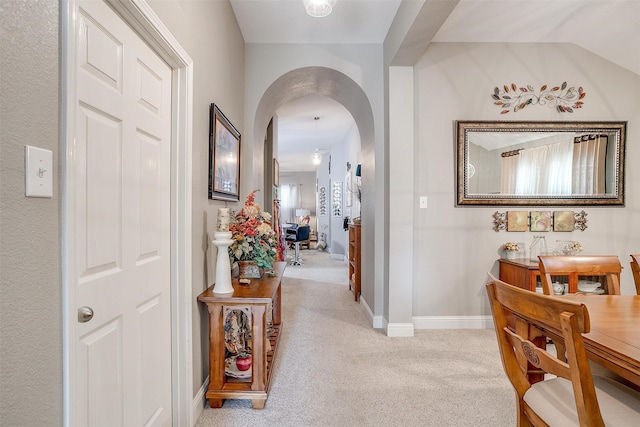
(285, 225, 310, 266)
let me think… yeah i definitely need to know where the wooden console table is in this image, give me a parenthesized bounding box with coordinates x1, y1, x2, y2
(197, 261, 285, 409)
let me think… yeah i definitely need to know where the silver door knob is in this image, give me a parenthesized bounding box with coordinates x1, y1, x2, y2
(78, 306, 94, 323)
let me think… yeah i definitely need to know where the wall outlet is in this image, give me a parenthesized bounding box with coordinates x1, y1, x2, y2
(420, 196, 428, 209)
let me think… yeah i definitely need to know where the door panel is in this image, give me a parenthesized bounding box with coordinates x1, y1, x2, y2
(79, 318, 124, 426)
(72, 1, 172, 425)
(81, 106, 122, 276)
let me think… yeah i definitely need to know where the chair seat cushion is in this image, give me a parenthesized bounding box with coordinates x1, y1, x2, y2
(524, 376, 640, 426)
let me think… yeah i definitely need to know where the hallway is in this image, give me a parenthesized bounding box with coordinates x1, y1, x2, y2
(195, 252, 515, 426)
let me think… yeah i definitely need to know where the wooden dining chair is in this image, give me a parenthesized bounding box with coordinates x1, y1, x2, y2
(487, 279, 640, 426)
(630, 255, 640, 295)
(538, 255, 622, 296)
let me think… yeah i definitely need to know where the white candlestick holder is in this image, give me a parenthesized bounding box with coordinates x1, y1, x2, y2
(212, 231, 234, 295)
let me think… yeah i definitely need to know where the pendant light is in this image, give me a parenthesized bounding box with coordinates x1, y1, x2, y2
(311, 116, 323, 165)
(304, 0, 337, 18)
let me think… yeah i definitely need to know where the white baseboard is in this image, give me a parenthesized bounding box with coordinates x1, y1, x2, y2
(413, 315, 494, 329)
(386, 322, 415, 337)
(359, 295, 384, 328)
(360, 297, 493, 333)
(191, 377, 209, 426)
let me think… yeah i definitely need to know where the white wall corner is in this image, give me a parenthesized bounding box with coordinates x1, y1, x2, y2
(413, 315, 494, 330)
(360, 295, 385, 329)
(386, 322, 415, 337)
(387, 66, 415, 327)
(372, 315, 385, 329)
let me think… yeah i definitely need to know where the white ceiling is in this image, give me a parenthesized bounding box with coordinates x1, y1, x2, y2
(230, 0, 402, 44)
(276, 95, 356, 172)
(230, 0, 640, 172)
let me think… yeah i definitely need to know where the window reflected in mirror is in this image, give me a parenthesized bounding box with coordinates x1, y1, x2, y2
(456, 121, 626, 206)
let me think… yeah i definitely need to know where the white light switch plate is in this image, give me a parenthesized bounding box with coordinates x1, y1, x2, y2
(25, 145, 53, 198)
(420, 196, 428, 208)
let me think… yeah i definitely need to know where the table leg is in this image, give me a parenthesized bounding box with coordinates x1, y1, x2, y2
(250, 305, 266, 391)
(251, 398, 266, 409)
(272, 282, 281, 325)
(208, 398, 223, 408)
(207, 304, 226, 391)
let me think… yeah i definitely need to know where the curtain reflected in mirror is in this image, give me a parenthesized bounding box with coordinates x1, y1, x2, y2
(457, 121, 626, 206)
(499, 135, 608, 195)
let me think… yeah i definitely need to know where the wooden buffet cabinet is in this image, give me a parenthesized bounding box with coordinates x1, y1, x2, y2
(197, 261, 285, 409)
(498, 259, 542, 292)
(348, 224, 361, 301)
(498, 258, 619, 294)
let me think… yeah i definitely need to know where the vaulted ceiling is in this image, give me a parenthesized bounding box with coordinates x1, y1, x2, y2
(230, 0, 640, 171)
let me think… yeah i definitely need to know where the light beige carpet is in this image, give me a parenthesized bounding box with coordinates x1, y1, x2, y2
(195, 251, 516, 426)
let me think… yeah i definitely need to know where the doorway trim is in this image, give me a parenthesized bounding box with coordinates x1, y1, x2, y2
(61, 0, 193, 425)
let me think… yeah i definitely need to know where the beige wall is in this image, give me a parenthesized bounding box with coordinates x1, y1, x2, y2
(0, 1, 245, 423)
(146, 0, 246, 398)
(410, 42, 640, 321)
(0, 1, 62, 425)
(2, 2, 638, 424)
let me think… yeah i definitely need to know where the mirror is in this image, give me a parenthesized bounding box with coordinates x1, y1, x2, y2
(456, 121, 626, 206)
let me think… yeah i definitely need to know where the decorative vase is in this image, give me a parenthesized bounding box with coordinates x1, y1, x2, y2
(529, 236, 548, 262)
(506, 251, 516, 260)
(212, 231, 234, 294)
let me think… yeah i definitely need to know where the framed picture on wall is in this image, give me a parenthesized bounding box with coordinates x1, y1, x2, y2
(273, 158, 279, 187)
(345, 171, 353, 207)
(332, 181, 342, 217)
(209, 103, 240, 201)
(318, 186, 327, 216)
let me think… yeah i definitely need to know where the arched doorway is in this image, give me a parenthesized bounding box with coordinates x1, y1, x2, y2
(250, 66, 380, 324)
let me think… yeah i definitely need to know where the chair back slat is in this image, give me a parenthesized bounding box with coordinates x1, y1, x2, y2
(503, 327, 571, 379)
(487, 279, 606, 425)
(538, 255, 621, 295)
(630, 254, 640, 295)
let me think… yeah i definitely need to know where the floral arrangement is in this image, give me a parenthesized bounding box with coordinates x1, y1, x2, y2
(566, 241, 583, 252)
(503, 242, 520, 252)
(562, 241, 584, 254)
(228, 190, 279, 269)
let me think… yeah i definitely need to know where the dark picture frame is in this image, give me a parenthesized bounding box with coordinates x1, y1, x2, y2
(209, 104, 240, 201)
(273, 158, 279, 187)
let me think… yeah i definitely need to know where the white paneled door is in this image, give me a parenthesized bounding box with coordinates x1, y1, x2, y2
(71, 1, 172, 425)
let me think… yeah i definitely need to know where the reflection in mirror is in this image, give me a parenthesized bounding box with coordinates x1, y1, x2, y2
(456, 121, 626, 206)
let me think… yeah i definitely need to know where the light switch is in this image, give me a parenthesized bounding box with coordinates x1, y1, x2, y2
(25, 145, 53, 198)
(420, 196, 428, 209)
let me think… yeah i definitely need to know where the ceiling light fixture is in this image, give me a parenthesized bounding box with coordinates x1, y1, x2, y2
(304, 0, 336, 18)
(312, 152, 322, 165)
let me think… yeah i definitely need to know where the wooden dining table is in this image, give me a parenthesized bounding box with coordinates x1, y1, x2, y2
(560, 294, 640, 387)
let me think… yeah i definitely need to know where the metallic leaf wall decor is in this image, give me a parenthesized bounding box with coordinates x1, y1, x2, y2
(574, 210, 588, 231)
(492, 211, 507, 232)
(491, 82, 586, 114)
